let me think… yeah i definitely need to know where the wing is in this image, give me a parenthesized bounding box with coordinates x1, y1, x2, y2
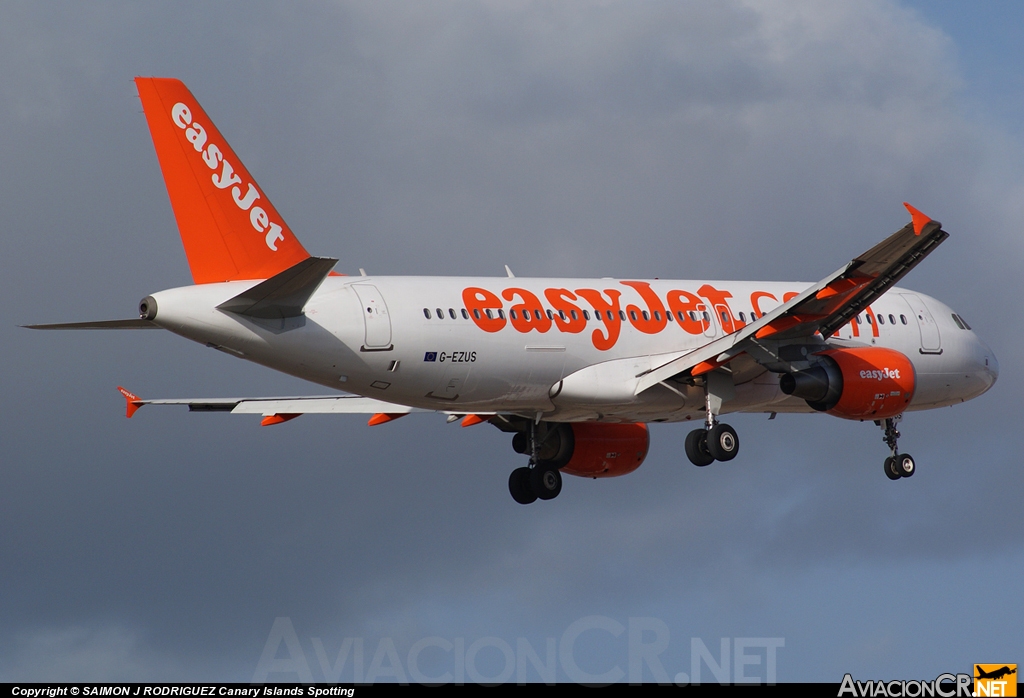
(635, 203, 948, 394)
(116, 387, 493, 427)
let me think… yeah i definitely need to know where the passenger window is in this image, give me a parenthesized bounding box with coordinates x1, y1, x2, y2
(498, 309, 506, 319)
(853, 315, 860, 325)
(571, 310, 578, 320)
(619, 310, 627, 321)
(485, 309, 493, 319)
(535, 309, 543, 320)
(473, 309, 481, 319)
(436, 308, 444, 319)
(547, 309, 554, 320)
(583, 310, 591, 321)
(462, 309, 469, 320)
(900, 314, 907, 325)
(703, 311, 710, 322)
(738, 312, 746, 322)
(866, 314, 872, 324)
(423, 308, 431, 319)
(888, 314, 895, 325)
(720, 310, 728, 323)
(654, 311, 661, 321)
(666, 311, 673, 322)
(877, 314, 885, 325)
(608, 310, 614, 321)
(641, 310, 649, 321)
(510, 309, 518, 320)
(449, 308, 456, 319)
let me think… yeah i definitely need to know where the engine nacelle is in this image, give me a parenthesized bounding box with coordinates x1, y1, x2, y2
(780, 347, 915, 420)
(533, 423, 650, 478)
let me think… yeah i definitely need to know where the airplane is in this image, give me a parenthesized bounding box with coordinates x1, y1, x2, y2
(27, 77, 999, 504)
(975, 666, 1016, 681)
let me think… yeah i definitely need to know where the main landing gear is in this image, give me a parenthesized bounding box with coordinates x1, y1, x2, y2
(879, 415, 915, 480)
(685, 372, 740, 467)
(508, 421, 564, 505)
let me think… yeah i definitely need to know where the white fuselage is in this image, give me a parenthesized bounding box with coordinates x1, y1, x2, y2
(148, 276, 998, 423)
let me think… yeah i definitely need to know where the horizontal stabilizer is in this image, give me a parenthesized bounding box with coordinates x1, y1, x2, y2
(24, 319, 160, 330)
(216, 256, 338, 319)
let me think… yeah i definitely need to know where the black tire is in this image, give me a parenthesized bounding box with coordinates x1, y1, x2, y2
(884, 456, 901, 480)
(511, 432, 529, 455)
(685, 429, 714, 467)
(896, 453, 915, 478)
(509, 467, 537, 504)
(530, 465, 562, 500)
(707, 423, 739, 462)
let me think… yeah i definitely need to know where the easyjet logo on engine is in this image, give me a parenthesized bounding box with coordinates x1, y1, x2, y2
(170, 102, 286, 252)
(860, 368, 901, 381)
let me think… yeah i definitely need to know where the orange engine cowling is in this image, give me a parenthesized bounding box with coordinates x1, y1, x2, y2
(538, 423, 650, 478)
(779, 347, 915, 420)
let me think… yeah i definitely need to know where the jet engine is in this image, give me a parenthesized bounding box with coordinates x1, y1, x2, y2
(517, 422, 650, 478)
(780, 347, 915, 420)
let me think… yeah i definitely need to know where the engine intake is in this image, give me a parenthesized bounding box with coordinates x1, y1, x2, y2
(780, 347, 915, 420)
(528, 422, 650, 478)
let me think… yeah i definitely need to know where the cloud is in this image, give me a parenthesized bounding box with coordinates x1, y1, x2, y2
(1, 0, 1021, 681)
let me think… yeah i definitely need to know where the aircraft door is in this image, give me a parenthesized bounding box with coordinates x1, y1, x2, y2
(900, 293, 941, 354)
(352, 284, 393, 351)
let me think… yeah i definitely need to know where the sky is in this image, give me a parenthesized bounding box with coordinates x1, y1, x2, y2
(1, 0, 1022, 684)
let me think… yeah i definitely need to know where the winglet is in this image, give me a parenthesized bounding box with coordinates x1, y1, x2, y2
(903, 202, 931, 236)
(117, 386, 143, 418)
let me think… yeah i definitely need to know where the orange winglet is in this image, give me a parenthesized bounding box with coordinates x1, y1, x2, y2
(367, 412, 407, 426)
(903, 202, 931, 236)
(261, 413, 301, 427)
(461, 414, 488, 427)
(117, 386, 143, 419)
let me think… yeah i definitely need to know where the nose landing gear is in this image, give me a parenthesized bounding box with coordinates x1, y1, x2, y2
(880, 416, 915, 480)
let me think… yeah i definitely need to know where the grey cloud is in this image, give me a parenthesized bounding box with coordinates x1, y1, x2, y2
(1, 0, 1021, 682)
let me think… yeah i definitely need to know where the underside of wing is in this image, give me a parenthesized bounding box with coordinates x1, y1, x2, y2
(116, 387, 495, 427)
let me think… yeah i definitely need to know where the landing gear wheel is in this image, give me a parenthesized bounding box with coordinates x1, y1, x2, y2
(884, 456, 901, 480)
(530, 465, 562, 500)
(511, 432, 529, 454)
(707, 423, 739, 461)
(895, 453, 915, 478)
(509, 467, 537, 504)
(685, 429, 714, 467)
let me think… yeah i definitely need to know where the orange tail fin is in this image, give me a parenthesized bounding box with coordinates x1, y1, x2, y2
(135, 77, 310, 284)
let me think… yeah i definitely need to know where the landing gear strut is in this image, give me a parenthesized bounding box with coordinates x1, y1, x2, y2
(508, 420, 564, 504)
(685, 373, 740, 467)
(879, 415, 915, 480)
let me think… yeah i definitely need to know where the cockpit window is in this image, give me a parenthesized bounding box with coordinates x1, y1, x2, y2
(951, 314, 971, 330)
